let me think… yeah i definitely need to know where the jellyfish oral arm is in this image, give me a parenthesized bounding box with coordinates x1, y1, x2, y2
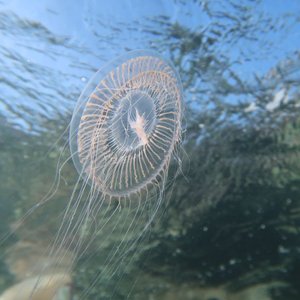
(129, 109, 148, 146)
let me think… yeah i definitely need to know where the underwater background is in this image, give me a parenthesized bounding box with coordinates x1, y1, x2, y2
(1, 0, 300, 299)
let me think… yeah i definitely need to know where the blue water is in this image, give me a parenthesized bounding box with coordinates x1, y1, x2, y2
(1, 0, 300, 132)
(1, 1, 300, 299)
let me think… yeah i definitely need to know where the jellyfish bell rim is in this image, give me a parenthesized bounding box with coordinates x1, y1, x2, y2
(70, 50, 184, 196)
(69, 49, 184, 198)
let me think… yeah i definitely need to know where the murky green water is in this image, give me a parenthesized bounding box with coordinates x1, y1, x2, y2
(1, 1, 300, 299)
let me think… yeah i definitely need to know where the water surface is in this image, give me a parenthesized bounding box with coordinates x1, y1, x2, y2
(1, 1, 300, 299)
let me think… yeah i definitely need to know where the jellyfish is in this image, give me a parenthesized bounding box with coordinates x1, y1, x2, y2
(1, 50, 183, 299)
(70, 50, 183, 197)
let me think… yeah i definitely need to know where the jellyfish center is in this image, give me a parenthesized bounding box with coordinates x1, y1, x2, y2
(111, 90, 156, 150)
(129, 108, 148, 145)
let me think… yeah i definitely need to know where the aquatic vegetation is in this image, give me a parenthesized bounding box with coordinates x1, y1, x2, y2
(1, 1, 300, 299)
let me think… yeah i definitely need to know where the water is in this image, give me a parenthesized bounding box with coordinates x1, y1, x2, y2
(1, 0, 300, 299)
